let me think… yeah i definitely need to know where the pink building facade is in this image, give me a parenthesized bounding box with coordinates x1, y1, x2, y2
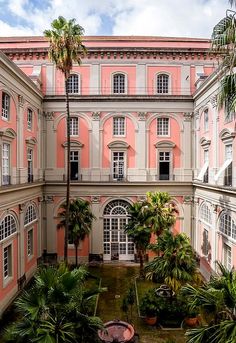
(0, 36, 235, 315)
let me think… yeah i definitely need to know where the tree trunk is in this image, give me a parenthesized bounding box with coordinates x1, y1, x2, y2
(64, 78, 71, 264)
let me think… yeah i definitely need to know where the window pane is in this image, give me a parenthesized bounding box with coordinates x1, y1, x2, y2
(113, 117, 125, 136)
(68, 74, 79, 94)
(2, 93, 10, 120)
(113, 74, 125, 94)
(157, 118, 169, 135)
(157, 74, 169, 93)
(70, 117, 78, 135)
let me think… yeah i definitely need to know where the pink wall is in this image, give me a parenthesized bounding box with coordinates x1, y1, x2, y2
(56, 114, 90, 168)
(102, 114, 136, 169)
(101, 66, 136, 95)
(147, 66, 181, 95)
(148, 115, 181, 169)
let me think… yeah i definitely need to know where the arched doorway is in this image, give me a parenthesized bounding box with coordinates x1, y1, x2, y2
(103, 200, 134, 261)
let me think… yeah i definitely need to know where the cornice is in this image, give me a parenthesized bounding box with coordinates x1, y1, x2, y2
(1, 47, 219, 62)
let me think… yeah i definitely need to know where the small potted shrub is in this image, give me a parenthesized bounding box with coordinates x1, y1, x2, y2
(185, 307, 199, 327)
(139, 289, 158, 325)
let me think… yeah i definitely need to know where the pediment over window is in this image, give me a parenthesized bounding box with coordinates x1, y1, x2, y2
(219, 129, 236, 143)
(62, 140, 84, 148)
(25, 137, 37, 145)
(155, 140, 175, 148)
(200, 137, 211, 148)
(108, 140, 129, 149)
(0, 128, 16, 140)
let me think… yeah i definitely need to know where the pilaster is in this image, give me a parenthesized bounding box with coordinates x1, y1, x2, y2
(182, 112, 193, 181)
(90, 196, 103, 255)
(136, 112, 147, 179)
(90, 112, 101, 180)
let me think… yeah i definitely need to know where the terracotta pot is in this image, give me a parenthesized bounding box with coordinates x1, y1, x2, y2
(185, 317, 198, 327)
(145, 316, 157, 325)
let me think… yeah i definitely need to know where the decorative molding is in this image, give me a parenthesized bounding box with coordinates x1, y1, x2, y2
(92, 111, 100, 121)
(210, 95, 217, 108)
(91, 196, 101, 204)
(138, 112, 147, 121)
(200, 137, 211, 148)
(25, 137, 37, 145)
(0, 128, 17, 140)
(18, 95, 24, 108)
(219, 128, 236, 143)
(62, 140, 84, 148)
(108, 140, 130, 149)
(155, 140, 176, 148)
(43, 111, 54, 120)
(19, 203, 26, 213)
(183, 195, 193, 204)
(44, 195, 54, 203)
(183, 112, 193, 121)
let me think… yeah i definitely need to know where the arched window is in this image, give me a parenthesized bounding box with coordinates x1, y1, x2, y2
(219, 212, 236, 240)
(200, 203, 212, 225)
(157, 74, 169, 94)
(0, 214, 17, 241)
(24, 204, 37, 226)
(113, 73, 126, 94)
(103, 200, 134, 260)
(67, 74, 79, 94)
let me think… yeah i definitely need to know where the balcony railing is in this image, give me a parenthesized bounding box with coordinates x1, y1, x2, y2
(28, 174, 34, 183)
(2, 175, 11, 185)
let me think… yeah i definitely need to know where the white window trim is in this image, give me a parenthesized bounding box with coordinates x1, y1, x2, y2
(214, 159, 232, 181)
(111, 151, 126, 180)
(111, 72, 127, 95)
(2, 142, 10, 185)
(27, 108, 33, 131)
(155, 141, 175, 181)
(70, 117, 79, 136)
(197, 161, 209, 181)
(1, 92, 10, 121)
(113, 116, 126, 137)
(223, 241, 232, 270)
(2, 242, 13, 287)
(155, 72, 171, 95)
(67, 73, 80, 94)
(27, 228, 34, 259)
(157, 117, 170, 137)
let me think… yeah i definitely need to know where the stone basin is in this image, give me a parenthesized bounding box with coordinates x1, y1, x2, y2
(98, 320, 135, 343)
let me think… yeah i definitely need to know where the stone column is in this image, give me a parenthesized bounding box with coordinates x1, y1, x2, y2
(194, 110, 200, 178)
(182, 112, 193, 181)
(193, 197, 200, 253)
(44, 196, 56, 253)
(210, 95, 219, 182)
(136, 112, 147, 181)
(90, 112, 101, 181)
(136, 63, 146, 95)
(90, 63, 100, 95)
(44, 112, 56, 180)
(90, 196, 103, 258)
(17, 95, 25, 183)
(183, 195, 193, 240)
(18, 202, 26, 279)
(211, 204, 218, 271)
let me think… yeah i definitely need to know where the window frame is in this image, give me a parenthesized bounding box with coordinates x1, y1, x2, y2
(112, 151, 125, 180)
(24, 204, 37, 227)
(27, 108, 33, 130)
(67, 74, 80, 94)
(2, 142, 10, 185)
(113, 116, 126, 137)
(157, 117, 170, 137)
(112, 73, 127, 94)
(69, 117, 79, 136)
(2, 92, 10, 120)
(203, 109, 209, 132)
(3, 243, 12, 282)
(27, 148, 33, 183)
(27, 228, 34, 258)
(0, 214, 17, 242)
(156, 73, 170, 94)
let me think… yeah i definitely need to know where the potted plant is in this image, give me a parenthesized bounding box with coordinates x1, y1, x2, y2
(185, 307, 199, 327)
(139, 289, 159, 325)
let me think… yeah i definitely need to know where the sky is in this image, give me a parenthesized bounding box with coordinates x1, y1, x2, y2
(0, 0, 231, 38)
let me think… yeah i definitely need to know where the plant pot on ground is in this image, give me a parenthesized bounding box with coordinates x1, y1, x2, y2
(139, 289, 159, 325)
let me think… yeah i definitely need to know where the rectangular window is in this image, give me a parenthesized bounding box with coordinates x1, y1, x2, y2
(27, 148, 33, 183)
(223, 243, 231, 270)
(70, 150, 79, 180)
(112, 152, 124, 180)
(2, 93, 10, 120)
(2, 143, 10, 185)
(204, 109, 209, 132)
(3, 245, 12, 279)
(159, 151, 170, 180)
(203, 150, 209, 183)
(113, 74, 125, 94)
(113, 117, 125, 136)
(157, 118, 169, 136)
(27, 109, 33, 130)
(224, 144, 233, 186)
(27, 229, 33, 256)
(70, 117, 78, 136)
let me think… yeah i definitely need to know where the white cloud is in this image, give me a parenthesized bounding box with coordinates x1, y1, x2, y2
(0, 0, 231, 38)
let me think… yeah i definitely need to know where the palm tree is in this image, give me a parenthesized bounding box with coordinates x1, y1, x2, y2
(44, 17, 86, 263)
(125, 201, 152, 277)
(145, 231, 199, 292)
(4, 264, 103, 343)
(182, 262, 236, 343)
(58, 198, 95, 266)
(146, 191, 176, 236)
(211, 1, 236, 112)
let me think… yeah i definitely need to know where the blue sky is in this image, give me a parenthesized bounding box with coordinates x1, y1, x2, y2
(0, 0, 230, 37)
